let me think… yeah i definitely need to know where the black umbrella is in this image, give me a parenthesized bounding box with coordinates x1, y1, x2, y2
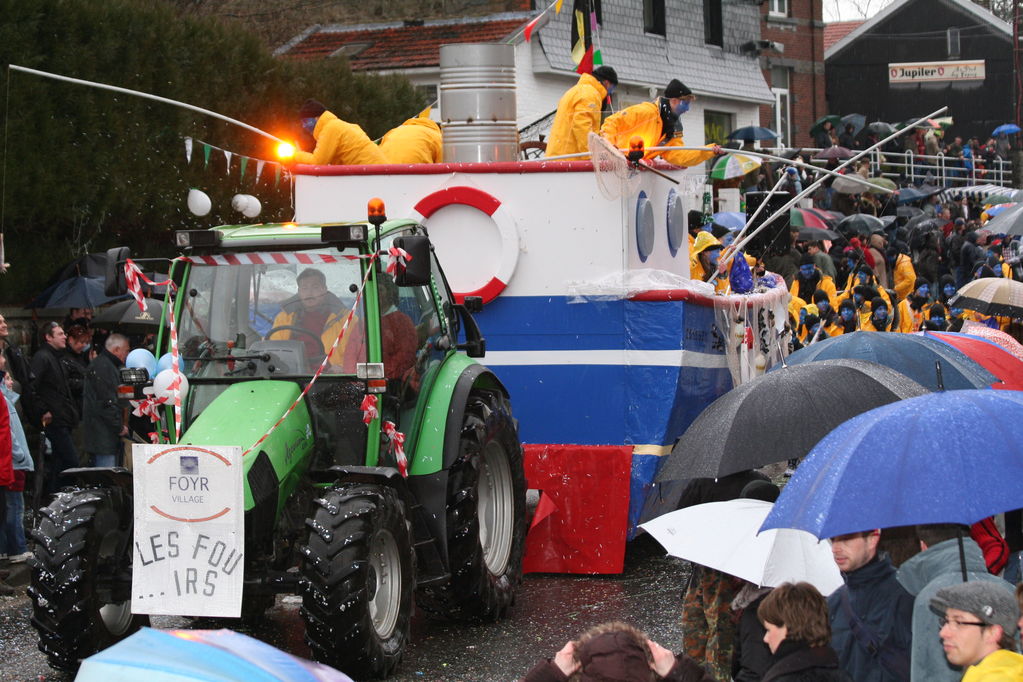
(93, 298, 167, 333)
(655, 359, 928, 482)
(40, 253, 109, 289)
(836, 213, 885, 237)
(798, 227, 840, 241)
(865, 121, 896, 136)
(897, 205, 924, 219)
(26, 276, 125, 309)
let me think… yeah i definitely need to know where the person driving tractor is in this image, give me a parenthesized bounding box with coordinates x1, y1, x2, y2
(270, 268, 353, 365)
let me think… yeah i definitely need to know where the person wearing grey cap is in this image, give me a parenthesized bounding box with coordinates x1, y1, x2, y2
(930, 581, 1023, 680)
(600, 79, 724, 168)
(545, 65, 618, 159)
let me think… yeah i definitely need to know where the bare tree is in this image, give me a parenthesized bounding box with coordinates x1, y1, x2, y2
(823, 0, 895, 22)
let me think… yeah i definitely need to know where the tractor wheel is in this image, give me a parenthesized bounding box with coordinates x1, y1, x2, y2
(29, 486, 147, 672)
(300, 484, 415, 679)
(418, 389, 526, 621)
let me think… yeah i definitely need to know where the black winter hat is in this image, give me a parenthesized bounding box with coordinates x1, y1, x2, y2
(591, 65, 618, 85)
(299, 98, 327, 119)
(800, 253, 816, 266)
(664, 79, 692, 98)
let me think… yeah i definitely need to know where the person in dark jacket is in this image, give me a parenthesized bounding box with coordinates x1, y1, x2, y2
(30, 322, 80, 493)
(521, 621, 714, 682)
(827, 530, 913, 681)
(758, 582, 852, 682)
(82, 333, 129, 468)
(960, 231, 984, 283)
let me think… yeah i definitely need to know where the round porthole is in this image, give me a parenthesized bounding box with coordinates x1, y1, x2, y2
(666, 188, 685, 257)
(636, 191, 655, 262)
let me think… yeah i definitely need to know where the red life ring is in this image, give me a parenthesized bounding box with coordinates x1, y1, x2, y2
(412, 186, 519, 304)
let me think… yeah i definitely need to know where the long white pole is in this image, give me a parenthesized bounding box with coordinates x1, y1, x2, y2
(8, 64, 287, 144)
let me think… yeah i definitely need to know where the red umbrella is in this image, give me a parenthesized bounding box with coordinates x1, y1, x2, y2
(961, 321, 1023, 361)
(791, 207, 831, 230)
(921, 331, 1023, 390)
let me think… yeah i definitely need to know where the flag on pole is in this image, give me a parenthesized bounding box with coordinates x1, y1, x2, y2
(571, 0, 601, 74)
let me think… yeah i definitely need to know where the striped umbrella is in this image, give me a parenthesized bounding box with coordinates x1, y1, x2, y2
(950, 277, 1023, 318)
(790, 208, 832, 230)
(710, 153, 761, 180)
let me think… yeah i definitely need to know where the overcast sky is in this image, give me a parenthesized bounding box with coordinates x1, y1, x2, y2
(823, 0, 896, 22)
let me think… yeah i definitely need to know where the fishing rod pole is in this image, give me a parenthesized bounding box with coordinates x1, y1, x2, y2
(8, 64, 287, 145)
(724, 107, 948, 268)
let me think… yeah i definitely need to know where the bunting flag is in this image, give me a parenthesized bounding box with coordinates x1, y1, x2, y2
(239, 156, 248, 181)
(522, 0, 566, 42)
(255, 160, 266, 186)
(202, 143, 212, 168)
(570, 0, 601, 73)
(223, 150, 232, 175)
(182, 136, 284, 188)
(184, 137, 193, 164)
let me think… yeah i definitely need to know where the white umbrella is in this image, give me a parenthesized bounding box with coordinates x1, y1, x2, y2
(640, 499, 843, 596)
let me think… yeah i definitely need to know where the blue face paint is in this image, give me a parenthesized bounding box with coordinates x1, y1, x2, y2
(799, 309, 807, 324)
(943, 284, 956, 297)
(854, 294, 863, 306)
(916, 284, 930, 298)
(606, 83, 616, 96)
(952, 307, 964, 317)
(809, 325, 820, 337)
(841, 308, 855, 321)
(707, 251, 720, 268)
(930, 317, 946, 325)
(720, 233, 735, 248)
(674, 100, 690, 116)
(818, 301, 830, 313)
(301, 117, 318, 134)
(873, 309, 888, 322)
(857, 272, 870, 284)
(799, 264, 816, 278)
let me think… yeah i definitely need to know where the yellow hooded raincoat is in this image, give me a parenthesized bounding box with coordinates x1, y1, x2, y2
(600, 102, 716, 168)
(545, 73, 608, 158)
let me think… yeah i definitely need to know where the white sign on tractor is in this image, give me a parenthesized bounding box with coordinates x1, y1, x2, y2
(131, 444, 244, 617)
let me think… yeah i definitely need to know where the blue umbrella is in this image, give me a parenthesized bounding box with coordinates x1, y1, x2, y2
(760, 390, 1023, 540)
(77, 627, 353, 681)
(992, 123, 1021, 136)
(712, 211, 746, 229)
(727, 126, 780, 142)
(779, 331, 997, 391)
(26, 276, 125, 309)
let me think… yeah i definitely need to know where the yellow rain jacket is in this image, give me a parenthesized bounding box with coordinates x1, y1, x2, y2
(601, 102, 716, 168)
(690, 232, 722, 282)
(270, 293, 355, 368)
(294, 110, 387, 166)
(896, 298, 914, 333)
(789, 269, 838, 311)
(545, 73, 607, 158)
(961, 649, 1023, 681)
(379, 117, 443, 164)
(892, 253, 916, 301)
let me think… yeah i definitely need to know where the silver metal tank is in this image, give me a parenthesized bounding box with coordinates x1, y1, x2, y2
(439, 43, 519, 163)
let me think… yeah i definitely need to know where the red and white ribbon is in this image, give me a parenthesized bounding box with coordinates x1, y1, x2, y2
(182, 252, 367, 267)
(130, 396, 167, 421)
(382, 420, 408, 478)
(360, 394, 378, 424)
(385, 246, 411, 276)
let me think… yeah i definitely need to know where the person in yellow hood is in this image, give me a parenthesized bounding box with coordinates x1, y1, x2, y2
(294, 99, 387, 166)
(601, 79, 723, 167)
(545, 66, 618, 159)
(690, 231, 723, 286)
(891, 246, 917, 301)
(379, 115, 443, 164)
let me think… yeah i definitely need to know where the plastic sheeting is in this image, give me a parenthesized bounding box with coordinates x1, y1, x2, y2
(712, 273, 791, 386)
(566, 268, 716, 303)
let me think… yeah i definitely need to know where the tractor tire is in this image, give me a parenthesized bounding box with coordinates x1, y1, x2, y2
(418, 389, 526, 621)
(300, 483, 415, 679)
(28, 486, 147, 672)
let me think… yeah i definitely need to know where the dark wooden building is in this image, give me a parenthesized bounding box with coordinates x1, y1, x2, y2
(825, 0, 1011, 143)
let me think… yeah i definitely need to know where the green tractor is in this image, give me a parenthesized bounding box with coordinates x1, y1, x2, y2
(28, 200, 527, 678)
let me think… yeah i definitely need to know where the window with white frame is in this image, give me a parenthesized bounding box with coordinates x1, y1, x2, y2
(771, 66, 792, 146)
(768, 0, 788, 17)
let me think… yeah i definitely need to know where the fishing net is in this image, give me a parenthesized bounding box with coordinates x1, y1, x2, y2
(588, 132, 641, 200)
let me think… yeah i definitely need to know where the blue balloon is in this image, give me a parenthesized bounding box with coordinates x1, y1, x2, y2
(156, 353, 174, 375)
(729, 251, 754, 294)
(126, 348, 158, 379)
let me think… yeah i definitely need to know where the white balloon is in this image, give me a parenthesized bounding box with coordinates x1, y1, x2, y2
(231, 194, 262, 219)
(242, 196, 261, 219)
(152, 368, 189, 401)
(187, 188, 212, 216)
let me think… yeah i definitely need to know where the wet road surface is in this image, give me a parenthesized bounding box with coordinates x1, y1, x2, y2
(0, 535, 691, 681)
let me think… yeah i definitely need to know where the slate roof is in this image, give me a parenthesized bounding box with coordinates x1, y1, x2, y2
(826, 0, 1011, 60)
(535, 2, 774, 104)
(824, 21, 863, 52)
(276, 13, 533, 69)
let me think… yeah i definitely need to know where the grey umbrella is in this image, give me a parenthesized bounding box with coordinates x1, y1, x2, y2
(93, 298, 167, 333)
(655, 359, 928, 482)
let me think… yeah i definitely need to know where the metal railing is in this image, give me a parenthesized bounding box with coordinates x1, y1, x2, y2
(760, 147, 1014, 188)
